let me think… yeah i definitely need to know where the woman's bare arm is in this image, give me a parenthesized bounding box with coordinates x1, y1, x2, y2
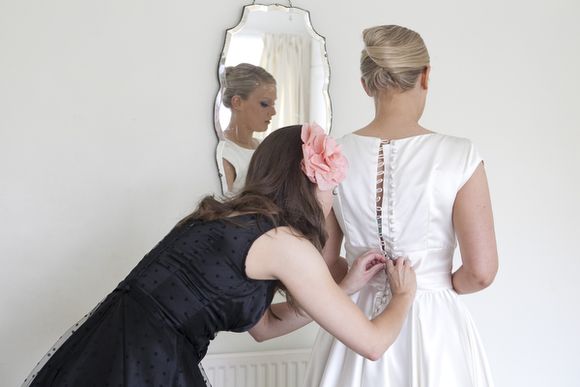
(452, 163, 499, 294)
(248, 250, 386, 341)
(248, 302, 312, 342)
(245, 228, 415, 360)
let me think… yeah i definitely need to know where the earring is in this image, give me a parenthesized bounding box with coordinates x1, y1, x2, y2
(332, 186, 338, 196)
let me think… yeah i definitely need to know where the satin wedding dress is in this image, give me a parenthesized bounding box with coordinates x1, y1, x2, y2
(304, 133, 494, 387)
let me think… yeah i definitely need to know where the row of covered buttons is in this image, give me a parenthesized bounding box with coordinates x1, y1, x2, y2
(373, 140, 398, 317)
(384, 142, 398, 248)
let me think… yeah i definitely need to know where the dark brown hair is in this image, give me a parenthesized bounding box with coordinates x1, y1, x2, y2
(184, 125, 326, 250)
(180, 125, 327, 312)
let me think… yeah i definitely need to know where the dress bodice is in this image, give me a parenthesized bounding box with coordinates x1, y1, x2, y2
(334, 133, 482, 289)
(119, 214, 278, 360)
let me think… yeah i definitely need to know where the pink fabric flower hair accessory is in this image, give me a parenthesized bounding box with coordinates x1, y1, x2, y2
(300, 122, 348, 191)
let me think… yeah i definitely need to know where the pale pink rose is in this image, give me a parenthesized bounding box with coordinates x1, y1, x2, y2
(300, 123, 348, 191)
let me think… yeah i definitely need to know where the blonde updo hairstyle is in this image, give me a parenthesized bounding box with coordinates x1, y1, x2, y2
(222, 63, 276, 108)
(361, 25, 430, 95)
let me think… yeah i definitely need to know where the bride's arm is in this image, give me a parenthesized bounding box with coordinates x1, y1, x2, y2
(452, 164, 499, 294)
(246, 227, 415, 360)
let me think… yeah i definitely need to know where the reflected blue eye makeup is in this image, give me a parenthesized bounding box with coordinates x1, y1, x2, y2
(260, 101, 269, 108)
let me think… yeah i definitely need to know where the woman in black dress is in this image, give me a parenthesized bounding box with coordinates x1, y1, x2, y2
(23, 124, 416, 387)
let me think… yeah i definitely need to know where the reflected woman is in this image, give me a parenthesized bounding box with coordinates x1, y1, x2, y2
(218, 63, 277, 194)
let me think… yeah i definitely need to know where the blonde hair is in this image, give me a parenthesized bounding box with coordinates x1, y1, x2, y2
(360, 25, 430, 94)
(222, 63, 276, 108)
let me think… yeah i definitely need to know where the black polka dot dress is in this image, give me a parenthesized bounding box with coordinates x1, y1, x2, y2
(23, 214, 279, 387)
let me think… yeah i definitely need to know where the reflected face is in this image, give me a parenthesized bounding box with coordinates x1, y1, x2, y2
(238, 83, 277, 132)
(216, 5, 332, 144)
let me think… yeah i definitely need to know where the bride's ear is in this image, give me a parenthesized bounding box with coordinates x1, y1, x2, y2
(361, 78, 373, 97)
(420, 66, 431, 90)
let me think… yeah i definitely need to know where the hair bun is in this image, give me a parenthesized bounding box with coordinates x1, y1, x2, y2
(360, 25, 430, 93)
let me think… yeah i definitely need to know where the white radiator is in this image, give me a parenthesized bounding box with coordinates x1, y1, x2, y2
(201, 348, 311, 387)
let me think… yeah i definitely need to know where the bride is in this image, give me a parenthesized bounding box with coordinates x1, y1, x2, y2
(304, 24, 499, 387)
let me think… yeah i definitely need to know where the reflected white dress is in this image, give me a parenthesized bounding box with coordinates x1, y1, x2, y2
(304, 133, 494, 387)
(217, 140, 255, 194)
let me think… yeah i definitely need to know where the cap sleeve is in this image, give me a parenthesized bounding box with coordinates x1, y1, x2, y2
(457, 139, 483, 191)
(219, 140, 237, 168)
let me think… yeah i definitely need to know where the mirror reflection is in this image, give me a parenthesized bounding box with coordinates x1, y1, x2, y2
(214, 4, 331, 194)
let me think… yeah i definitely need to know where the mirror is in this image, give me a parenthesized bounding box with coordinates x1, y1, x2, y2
(214, 3, 332, 194)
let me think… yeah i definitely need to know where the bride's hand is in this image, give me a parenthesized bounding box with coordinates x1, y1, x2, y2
(386, 257, 416, 298)
(339, 250, 386, 295)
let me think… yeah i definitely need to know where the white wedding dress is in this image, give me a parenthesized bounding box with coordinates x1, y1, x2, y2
(304, 133, 494, 387)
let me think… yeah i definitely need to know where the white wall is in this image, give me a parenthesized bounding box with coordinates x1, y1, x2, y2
(1, 0, 579, 386)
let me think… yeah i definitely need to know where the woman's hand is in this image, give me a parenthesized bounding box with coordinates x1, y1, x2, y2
(386, 258, 416, 298)
(339, 250, 386, 295)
